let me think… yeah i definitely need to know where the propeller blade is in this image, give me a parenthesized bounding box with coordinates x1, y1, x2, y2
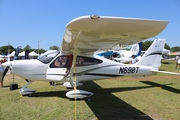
(0, 66, 10, 81)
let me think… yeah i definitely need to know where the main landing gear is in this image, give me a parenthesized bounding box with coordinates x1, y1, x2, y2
(19, 81, 36, 96)
(63, 82, 93, 100)
(66, 89, 93, 101)
(19, 80, 94, 100)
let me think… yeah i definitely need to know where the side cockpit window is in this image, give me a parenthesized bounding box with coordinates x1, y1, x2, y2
(50, 55, 69, 68)
(76, 56, 102, 66)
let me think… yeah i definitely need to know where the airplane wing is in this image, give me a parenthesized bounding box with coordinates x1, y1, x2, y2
(61, 15, 168, 54)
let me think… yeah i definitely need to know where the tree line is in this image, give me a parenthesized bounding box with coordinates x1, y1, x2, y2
(0, 40, 180, 55)
(142, 40, 180, 52)
(0, 45, 59, 55)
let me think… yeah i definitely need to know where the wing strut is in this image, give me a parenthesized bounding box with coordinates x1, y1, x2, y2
(65, 31, 93, 102)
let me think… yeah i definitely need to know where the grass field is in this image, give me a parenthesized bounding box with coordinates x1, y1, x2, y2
(1, 60, 180, 120)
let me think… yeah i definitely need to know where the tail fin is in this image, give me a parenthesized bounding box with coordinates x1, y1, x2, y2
(130, 41, 142, 57)
(136, 39, 166, 68)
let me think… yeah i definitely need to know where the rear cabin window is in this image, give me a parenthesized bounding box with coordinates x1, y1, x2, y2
(76, 56, 102, 66)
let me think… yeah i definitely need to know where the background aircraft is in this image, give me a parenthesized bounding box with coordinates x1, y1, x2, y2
(96, 42, 142, 63)
(113, 42, 142, 63)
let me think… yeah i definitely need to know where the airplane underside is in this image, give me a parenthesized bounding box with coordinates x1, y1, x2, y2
(19, 80, 94, 100)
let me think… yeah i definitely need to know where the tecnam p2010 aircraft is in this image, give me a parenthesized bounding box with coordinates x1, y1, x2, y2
(2, 15, 180, 99)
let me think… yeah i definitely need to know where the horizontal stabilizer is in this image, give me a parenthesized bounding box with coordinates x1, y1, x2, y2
(152, 70, 180, 75)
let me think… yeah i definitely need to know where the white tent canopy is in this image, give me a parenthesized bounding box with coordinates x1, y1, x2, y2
(18, 51, 25, 56)
(7, 51, 15, 57)
(29, 51, 39, 56)
(0, 54, 5, 57)
(18, 51, 39, 57)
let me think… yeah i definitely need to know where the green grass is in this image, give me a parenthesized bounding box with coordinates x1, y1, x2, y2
(1, 60, 180, 120)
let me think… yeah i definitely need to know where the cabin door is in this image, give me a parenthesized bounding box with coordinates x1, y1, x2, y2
(46, 55, 71, 81)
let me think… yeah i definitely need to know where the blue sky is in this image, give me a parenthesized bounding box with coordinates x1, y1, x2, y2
(0, 0, 179, 50)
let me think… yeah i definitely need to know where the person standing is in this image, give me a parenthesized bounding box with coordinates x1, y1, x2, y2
(175, 55, 180, 69)
(131, 55, 138, 64)
(0, 60, 4, 87)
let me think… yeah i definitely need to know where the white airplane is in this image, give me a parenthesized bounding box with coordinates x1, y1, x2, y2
(113, 43, 170, 63)
(96, 41, 142, 63)
(2, 15, 180, 99)
(113, 42, 171, 63)
(162, 48, 170, 59)
(113, 42, 142, 63)
(139, 48, 170, 62)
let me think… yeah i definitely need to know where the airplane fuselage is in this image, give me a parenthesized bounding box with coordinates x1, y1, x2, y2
(9, 52, 156, 83)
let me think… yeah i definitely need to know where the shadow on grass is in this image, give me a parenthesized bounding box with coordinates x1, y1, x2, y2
(29, 81, 153, 119)
(29, 90, 67, 98)
(79, 81, 153, 120)
(158, 69, 166, 71)
(161, 61, 172, 64)
(141, 81, 180, 94)
(2, 85, 10, 88)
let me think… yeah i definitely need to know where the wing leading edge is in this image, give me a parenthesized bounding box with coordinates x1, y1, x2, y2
(61, 15, 168, 54)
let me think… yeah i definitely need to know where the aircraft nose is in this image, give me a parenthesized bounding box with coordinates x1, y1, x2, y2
(9, 60, 27, 76)
(9, 60, 39, 76)
(10, 61, 21, 72)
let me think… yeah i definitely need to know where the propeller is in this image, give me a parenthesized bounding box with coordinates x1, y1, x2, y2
(1, 66, 10, 81)
(1, 57, 18, 90)
(1, 59, 11, 79)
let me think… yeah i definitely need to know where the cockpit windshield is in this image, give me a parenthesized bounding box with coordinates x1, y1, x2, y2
(38, 50, 59, 64)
